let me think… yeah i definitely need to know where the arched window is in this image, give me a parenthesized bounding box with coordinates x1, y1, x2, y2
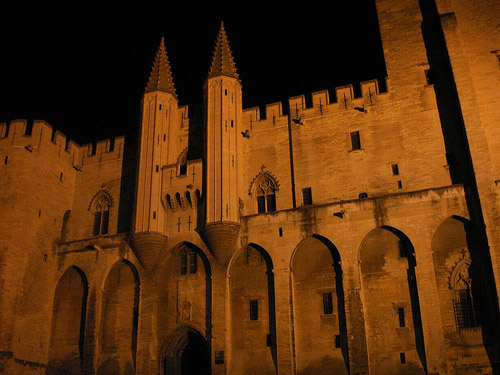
(255, 175, 277, 213)
(92, 194, 111, 236)
(450, 255, 481, 331)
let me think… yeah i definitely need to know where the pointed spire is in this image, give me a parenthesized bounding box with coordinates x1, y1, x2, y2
(145, 37, 177, 98)
(208, 22, 239, 81)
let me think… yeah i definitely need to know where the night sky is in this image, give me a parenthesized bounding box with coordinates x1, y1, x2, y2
(0, 1, 386, 145)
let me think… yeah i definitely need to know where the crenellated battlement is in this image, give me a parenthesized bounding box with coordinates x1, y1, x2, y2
(241, 79, 386, 130)
(0, 119, 124, 169)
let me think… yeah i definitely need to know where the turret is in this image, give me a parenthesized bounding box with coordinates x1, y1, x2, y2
(204, 22, 242, 224)
(132, 38, 177, 269)
(199, 22, 242, 262)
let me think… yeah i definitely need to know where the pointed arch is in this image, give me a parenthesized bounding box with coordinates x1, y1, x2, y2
(290, 235, 350, 374)
(249, 171, 279, 213)
(47, 266, 89, 374)
(228, 243, 277, 373)
(89, 190, 113, 236)
(160, 325, 210, 375)
(359, 226, 426, 374)
(97, 260, 140, 375)
(431, 216, 491, 337)
(157, 242, 212, 350)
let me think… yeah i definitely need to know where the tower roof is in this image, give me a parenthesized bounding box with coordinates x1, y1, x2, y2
(207, 22, 240, 81)
(145, 37, 177, 98)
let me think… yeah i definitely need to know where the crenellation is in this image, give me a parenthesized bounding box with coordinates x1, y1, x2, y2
(311, 89, 330, 109)
(288, 94, 306, 117)
(242, 106, 260, 127)
(360, 79, 379, 103)
(76, 136, 125, 166)
(335, 84, 354, 108)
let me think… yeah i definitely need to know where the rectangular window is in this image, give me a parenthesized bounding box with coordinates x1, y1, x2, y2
(279, 227, 283, 237)
(266, 194, 276, 212)
(397, 180, 403, 189)
(4, 156, 7, 165)
(400, 352, 406, 364)
(334, 335, 341, 348)
(398, 307, 405, 327)
(350, 131, 361, 150)
(257, 196, 266, 213)
(156, 165, 159, 172)
(323, 292, 333, 315)
(179, 164, 187, 175)
(302, 187, 312, 205)
(189, 253, 197, 274)
(391, 163, 399, 175)
(249, 299, 258, 321)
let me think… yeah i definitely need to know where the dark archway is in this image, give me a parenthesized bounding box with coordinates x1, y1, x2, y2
(162, 326, 210, 375)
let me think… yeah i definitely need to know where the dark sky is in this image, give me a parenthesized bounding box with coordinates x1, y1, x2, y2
(0, 1, 386, 145)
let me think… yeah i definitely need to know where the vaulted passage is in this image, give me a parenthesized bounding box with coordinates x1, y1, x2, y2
(47, 266, 88, 374)
(291, 236, 349, 375)
(162, 327, 210, 375)
(97, 260, 140, 375)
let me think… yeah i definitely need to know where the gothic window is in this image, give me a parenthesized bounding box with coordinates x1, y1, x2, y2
(92, 193, 111, 236)
(450, 255, 481, 331)
(255, 175, 277, 213)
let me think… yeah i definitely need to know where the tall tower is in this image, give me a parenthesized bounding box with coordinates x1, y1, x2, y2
(131, 38, 177, 269)
(200, 22, 243, 261)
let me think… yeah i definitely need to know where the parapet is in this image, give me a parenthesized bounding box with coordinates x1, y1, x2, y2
(241, 78, 387, 130)
(0, 119, 125, 168)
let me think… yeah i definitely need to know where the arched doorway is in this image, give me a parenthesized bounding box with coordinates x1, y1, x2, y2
(162, 326, 210, 375)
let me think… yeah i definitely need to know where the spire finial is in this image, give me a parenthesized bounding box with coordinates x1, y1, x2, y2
(207, 21, 239, 81)
(145, 37, 177, 98)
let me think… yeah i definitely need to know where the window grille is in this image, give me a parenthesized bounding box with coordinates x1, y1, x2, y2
(453, 290, 481, 331)
(397, 307, 405, 327)
(323, 292, 333, 315)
